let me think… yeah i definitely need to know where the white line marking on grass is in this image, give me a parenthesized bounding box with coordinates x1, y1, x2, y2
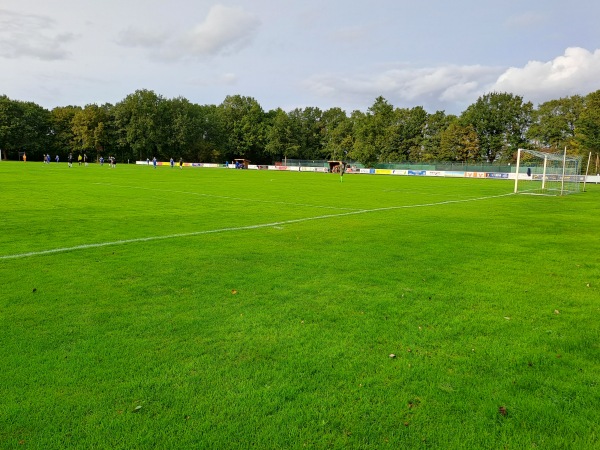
(0, 193, 513, 260)
(93, 183, 363, 211)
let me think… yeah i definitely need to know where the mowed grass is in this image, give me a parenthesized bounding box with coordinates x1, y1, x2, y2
(1, 161, 599, 449)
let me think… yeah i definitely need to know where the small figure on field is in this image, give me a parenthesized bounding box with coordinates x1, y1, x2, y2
(84, 153, 88, 166)
(78, 154, 82, 166)
(55, 155, 59, 163)
(170, 157, 174, 168)
(68, 153, 73, 167)
(339, 162, 345, 182)
(153, 157, 157, 169)
(100, 156, 104, 166)
(179, 157, 183, 169)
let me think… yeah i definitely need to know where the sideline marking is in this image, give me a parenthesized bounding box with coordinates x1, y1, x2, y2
(1, 193, 513, 260)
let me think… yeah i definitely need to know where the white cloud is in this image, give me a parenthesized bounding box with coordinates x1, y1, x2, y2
(304, 47, 600, 113)
(0, 9, 75, 60)
(304, 64, 502, 112)
(115, 4, 260, 61)
(179, 4, 260, 57)
(439, 82, 479, 102)
(491, 47, 600, 104)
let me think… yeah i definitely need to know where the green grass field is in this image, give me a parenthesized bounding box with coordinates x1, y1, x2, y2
(1, 161, 599, 449)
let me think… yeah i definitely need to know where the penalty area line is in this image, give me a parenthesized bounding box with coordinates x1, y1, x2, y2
(0, 193, 513, 260)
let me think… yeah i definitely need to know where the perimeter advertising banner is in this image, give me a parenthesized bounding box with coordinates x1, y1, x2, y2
(191, 163, 220, 168)
(445, 171, 465, 178)
(464, 172, 486, 178)
(136, 160, 191, 167)
(134, 161, 521, 182)
(299, 166, 328, 172)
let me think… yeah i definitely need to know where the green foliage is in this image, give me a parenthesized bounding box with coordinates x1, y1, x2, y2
(528, 96, 583, 151)
(264, 106, 330, 162)
(389, 106, 428, 162)
(218, 95, 266, 162)
(420, 111, 456, 161)
(113, 89, 170, 161)
(321, 107, 354, 161)
(293, 106, 326, 160)
(167, 98, 223, 163)
(439, 121, 479, 161)
(264, 108, 300, 160)
(3, 89, 600, 166)
(461, 92, 533, 162)
(0, 95, 50, 160)
(49, 105, 82, 157)
(576, 90, 600, 154)
(71, 103, 113, 157)
(350, 97, 395, 165)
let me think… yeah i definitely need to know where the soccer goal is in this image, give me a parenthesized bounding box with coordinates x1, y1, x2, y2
(514, 148, 584, 195)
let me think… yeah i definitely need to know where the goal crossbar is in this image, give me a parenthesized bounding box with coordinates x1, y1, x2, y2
(514, 148, 583, 196)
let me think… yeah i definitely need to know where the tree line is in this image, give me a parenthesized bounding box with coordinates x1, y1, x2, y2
(1, 89, 600, 166)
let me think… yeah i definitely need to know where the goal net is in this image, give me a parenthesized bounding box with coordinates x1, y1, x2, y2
(514, 148, 584, 195)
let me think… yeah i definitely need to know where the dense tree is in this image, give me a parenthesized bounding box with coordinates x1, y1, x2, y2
(165, 98, 223, 163)
(0, 95, 22, 159)
(48, 105, 81, 158)
(350, 97, 395, 166)
(218, 95, 266, 163)
(389, 106, 428, 162)
(71, 103, 113, 160)
(575, 90, 600, 156)
(321, 107, 353, 161)
(528, 96, 583, 151)
(4, 88, 600, 166)
(113, 89, 169, 161)
(420, 111, 456, 162)
(0, 95, 50, 160)
(350, 100, 429, 165)
(461, 92, 533, 162)
(275, 107, 326, 161)
(439, 121, 479, 161)
(295, 107, 325, 160)
(264, 108, 300, 162)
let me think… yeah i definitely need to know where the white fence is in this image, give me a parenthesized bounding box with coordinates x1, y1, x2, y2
(135, 161, 600, 184)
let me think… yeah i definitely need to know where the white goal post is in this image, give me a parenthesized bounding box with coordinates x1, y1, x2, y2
(514, 148, 584, 196)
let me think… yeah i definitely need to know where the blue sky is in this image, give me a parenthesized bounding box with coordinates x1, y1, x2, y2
(1, 0, 600, 114)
